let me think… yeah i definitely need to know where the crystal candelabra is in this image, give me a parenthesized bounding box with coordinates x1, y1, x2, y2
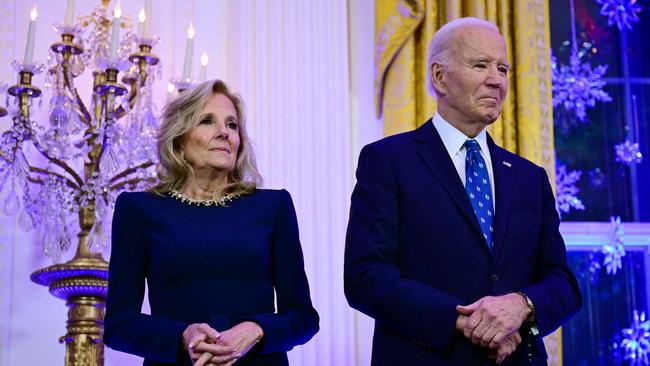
(0, 1, 162, 364)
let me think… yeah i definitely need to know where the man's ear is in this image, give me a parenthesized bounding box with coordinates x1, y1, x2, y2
(430, 62, 447, 96)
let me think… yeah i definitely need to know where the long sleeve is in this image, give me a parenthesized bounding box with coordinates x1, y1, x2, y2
(519, 168, 582, 337)
(242, 189, 319, 354)
(344, 144, 462, 352)
(104, 192, 188, 362)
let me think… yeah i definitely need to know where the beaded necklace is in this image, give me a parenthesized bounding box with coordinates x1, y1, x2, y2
(169, 189, 240, 207)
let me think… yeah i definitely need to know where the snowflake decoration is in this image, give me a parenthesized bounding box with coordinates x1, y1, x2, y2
(596, 0, 642, 30)
(615, 139, 644, 165)
(620, 310, 650, 365)
(603, 216, 625, 275)
(555, 160, 585, 217)
(551, 49, 612, 122)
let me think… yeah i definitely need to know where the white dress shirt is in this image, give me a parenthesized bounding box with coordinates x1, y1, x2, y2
(431, 112, 496, 212)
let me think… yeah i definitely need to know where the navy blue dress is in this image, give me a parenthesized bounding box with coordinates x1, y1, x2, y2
(104, 189, 319, 365)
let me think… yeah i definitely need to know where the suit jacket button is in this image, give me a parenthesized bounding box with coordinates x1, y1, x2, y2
(490, 274, 499, 282)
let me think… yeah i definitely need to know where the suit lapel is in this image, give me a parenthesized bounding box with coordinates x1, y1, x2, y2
(488, 136, 514, 263)
(414, 122, 486, 247)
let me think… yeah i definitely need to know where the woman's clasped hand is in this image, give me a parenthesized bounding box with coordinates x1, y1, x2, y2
(184, 322, 264, 366)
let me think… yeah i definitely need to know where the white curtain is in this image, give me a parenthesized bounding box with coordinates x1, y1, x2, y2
(0, 0, 380, 365)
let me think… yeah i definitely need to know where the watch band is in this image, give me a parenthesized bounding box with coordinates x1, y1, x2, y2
(516, 291, 535, 324)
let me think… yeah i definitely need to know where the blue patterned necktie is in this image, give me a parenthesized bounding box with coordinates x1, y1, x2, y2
(464, 139, 494, 250)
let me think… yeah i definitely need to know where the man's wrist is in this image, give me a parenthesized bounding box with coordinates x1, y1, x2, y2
(515, 291, 535, 324)
(455, 314, 467, 332)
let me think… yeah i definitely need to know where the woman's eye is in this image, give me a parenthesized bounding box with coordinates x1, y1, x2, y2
(199, 117, 214, 125)
(226, 121, 239, 130)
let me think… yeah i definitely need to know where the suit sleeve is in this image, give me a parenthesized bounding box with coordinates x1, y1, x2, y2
(241, 189, 319, 354)
(519, 168, 582, 337)
(344, 144, 462, 352)
(104, 192, 188, 362)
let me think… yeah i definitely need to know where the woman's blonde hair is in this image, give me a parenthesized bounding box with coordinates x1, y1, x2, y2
(152, 79, 262, 197)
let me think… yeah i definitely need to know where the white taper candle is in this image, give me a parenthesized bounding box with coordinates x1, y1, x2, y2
(64, 0, 75, 26)
(24, 6, 38, 64)
(182, 23, 195, 80)
(109, 2, 122, 63)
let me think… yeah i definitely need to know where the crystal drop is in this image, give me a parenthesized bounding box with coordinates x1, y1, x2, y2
(18, 208, 33, 231)
(13, 149, 29, 177)
(43, 230, 62, 263)
(95, 196, 106, 219)
(49, 102, 69, 128)
(87, 222, 105, 253)
(143, 109, 157, 129)
(99, 145, 119, 173)
(3, 189, 20, 216)
(59, 227, 72, 252)
(69, 110, 83, 135)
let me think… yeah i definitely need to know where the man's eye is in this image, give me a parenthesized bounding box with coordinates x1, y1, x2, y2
(499, 67, 509, 74)
(474, 63, 487, 69)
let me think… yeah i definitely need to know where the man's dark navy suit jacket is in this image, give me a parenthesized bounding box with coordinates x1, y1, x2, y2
(344, 120, 582, 365)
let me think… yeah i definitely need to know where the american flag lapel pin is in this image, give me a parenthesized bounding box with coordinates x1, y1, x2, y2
(502, 161, 512, 167)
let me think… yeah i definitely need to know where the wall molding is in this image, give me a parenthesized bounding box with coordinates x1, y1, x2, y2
(561, 222, 650, 250)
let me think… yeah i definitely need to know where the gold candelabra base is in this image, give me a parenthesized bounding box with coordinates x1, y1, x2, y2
(61, 295, 107, 366)
(31, 254, 109, 366)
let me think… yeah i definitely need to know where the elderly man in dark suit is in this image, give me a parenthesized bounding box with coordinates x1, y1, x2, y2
(344, 17, 581, 366)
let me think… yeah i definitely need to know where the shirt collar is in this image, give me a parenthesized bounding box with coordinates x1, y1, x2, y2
(431, 112, 489, 156)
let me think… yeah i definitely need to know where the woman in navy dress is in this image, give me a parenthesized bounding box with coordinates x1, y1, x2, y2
(104, 79, 319, 366)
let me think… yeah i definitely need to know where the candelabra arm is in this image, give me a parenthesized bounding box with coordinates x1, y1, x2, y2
(32, 146, 84, 187)
(112, 83, 139, 121)
(8, 71, 41, 120)
(0, 149, 14, 163)
(114, 44, 160, 121)
(19, 94, 31, 119)
(110, 177, 157, 191)
(109, 161, 154, 183)
(25, 176, 78, 192)
(29, 166, 81, 190)
(26, 176, 45, 185)
(63, 68, 92, 126)
(90, 72, 106, 124)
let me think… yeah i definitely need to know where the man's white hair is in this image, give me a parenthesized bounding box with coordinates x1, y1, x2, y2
(425, 17, 500, 96)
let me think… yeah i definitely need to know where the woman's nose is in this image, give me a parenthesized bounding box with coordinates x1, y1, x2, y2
(214, 123, 229, 139)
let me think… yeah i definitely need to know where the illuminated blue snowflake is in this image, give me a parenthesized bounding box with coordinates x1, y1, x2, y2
(620, 310, 650, 365)
(615, 139, 643, 165)
(603, 216, 625, 275)
(551, 49, 612, 122)
(596, 0, 642, 30)
(555, 160, 585, 217)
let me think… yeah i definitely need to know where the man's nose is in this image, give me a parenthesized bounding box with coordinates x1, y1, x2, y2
(485, 66, 504, 88)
